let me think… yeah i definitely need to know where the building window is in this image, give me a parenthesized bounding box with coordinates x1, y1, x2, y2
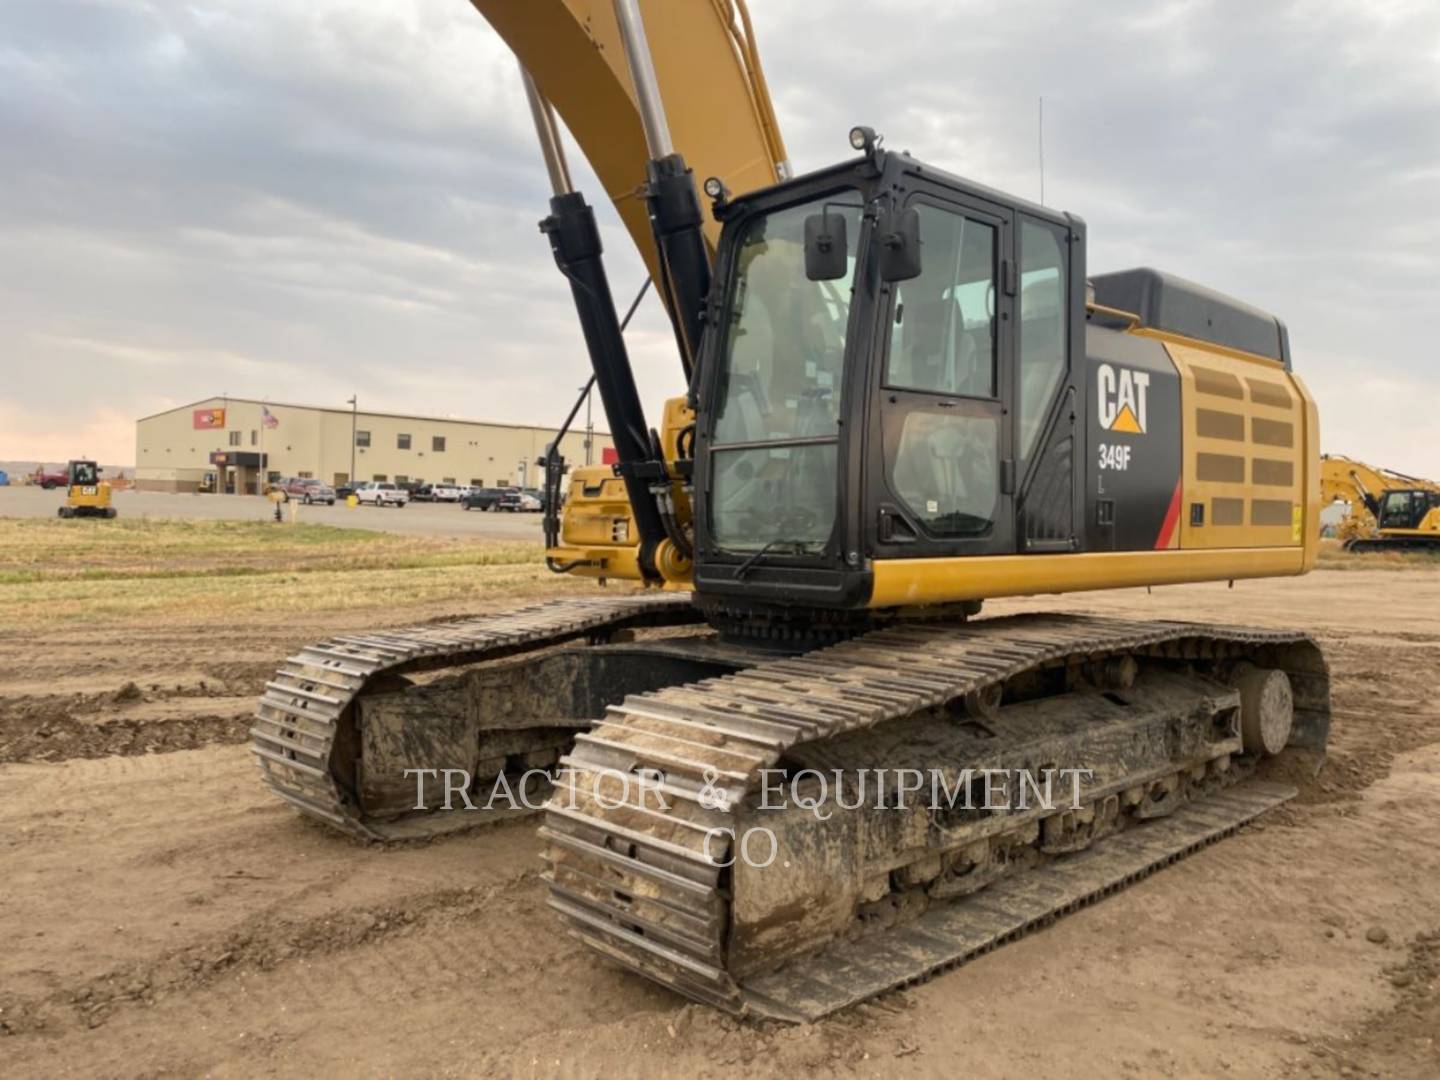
(397, 433, 411, 450)
(250, 430, 258, 446)
(356, 430, 371, 448)
(432, 436, 446, 452)
(442, 477, 456, 485)
(334, 472, 349, 486)
(298, 471, 313, 479)
(373, 474, 387, 482)
(266, 471, 281, 484)
(228, 431, 242, 446)
(395, 475, 409, 484)
(470, 478, 484, 487)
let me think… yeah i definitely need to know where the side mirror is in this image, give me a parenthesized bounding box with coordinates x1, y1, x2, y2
(879, 207, 922, 282)
(804, 212, 848, 281)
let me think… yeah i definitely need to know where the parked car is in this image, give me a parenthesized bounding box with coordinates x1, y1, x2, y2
(335, 483, 357, 500)
(461, 487, 506, 511)
(498, 489, 542, 512)
(280, 477, 337, 505)
(407, 483, 433, 502)
(429, 483, 463, 502)
(354, 481, 408, 507)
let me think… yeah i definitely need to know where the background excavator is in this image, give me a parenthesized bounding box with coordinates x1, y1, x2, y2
(1321, 453, 1440, 551)
(251, 0, 1331, 1020)
(55, 459, 116, 520)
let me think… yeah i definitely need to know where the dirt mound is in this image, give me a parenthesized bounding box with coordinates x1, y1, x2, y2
(0, 700, 254, 763)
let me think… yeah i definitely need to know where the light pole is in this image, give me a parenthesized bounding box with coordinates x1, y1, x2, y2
(347, 395, 357, 484)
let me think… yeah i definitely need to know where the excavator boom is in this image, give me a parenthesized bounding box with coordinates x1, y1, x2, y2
(469, 0, 788, 277)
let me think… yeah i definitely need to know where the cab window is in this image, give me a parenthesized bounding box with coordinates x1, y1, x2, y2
(1017, 219, 1068, 459)
(886, 203, 996, 398)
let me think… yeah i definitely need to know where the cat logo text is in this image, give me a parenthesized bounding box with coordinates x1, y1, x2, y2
(1097, 364, 1150, 435)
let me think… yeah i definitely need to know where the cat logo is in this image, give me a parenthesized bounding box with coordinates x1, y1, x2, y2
(1097, 363, 1150, 434)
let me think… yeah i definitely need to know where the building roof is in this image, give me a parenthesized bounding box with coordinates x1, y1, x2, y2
(136, 395, 611, 437)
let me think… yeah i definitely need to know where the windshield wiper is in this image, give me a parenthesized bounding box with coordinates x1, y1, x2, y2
(734, 538, 811, 581)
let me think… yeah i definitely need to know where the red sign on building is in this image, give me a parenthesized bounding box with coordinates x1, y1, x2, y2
(193, 408, 226, 430)
(601, 446, 619, 466)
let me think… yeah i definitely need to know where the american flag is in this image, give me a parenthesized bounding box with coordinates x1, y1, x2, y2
(262, 406, 279, 429)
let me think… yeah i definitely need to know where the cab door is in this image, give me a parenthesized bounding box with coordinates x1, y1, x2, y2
(866, 188, 1015, 558)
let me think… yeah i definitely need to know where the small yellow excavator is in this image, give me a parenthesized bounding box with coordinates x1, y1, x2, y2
(56, 459, 116, 519)
(251, 0, 1332, 1021)
(1321, 454, 1440, 551)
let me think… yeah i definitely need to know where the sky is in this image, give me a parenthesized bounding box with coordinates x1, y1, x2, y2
(2, 0, 1437, 475)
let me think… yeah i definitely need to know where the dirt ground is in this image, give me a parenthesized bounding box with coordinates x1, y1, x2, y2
(2, 560, 1438, 1079)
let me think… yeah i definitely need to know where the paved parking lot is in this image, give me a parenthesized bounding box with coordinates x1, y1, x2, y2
(0, 486, 546, 539)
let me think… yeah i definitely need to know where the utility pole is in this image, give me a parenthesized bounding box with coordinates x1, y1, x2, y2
(347, 395, 357, 484)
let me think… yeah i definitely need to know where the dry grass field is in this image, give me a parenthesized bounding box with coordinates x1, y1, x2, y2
(1, 520, 1437, 1078)
(0, 519, 573, 626)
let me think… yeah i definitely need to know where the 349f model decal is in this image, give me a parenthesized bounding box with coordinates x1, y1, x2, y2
(1085, 335, 1180, 553)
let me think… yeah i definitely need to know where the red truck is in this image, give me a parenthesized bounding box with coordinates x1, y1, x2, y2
(32, 467, 69, 489)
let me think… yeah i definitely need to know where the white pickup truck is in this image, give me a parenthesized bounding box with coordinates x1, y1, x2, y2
(354, 481, 409, 508)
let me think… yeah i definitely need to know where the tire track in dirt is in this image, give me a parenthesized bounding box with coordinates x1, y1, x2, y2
(0, 871, 541, 1037)
(1319, 928, 1440, 1079)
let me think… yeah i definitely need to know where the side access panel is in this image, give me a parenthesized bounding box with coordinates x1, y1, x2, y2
(1083, 326, 1182, 551)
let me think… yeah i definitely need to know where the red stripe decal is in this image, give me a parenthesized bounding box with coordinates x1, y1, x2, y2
(1155, 478, 1183, 549)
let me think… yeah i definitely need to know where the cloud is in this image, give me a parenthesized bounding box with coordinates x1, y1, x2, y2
(1, 0, 1437, 477)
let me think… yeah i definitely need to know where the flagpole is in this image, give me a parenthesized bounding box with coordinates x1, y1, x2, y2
(259, 401, 266, 497)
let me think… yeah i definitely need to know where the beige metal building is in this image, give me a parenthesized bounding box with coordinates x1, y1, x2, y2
(134, 396, 612, 495)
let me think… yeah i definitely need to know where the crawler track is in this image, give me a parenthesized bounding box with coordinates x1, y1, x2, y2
(541, 613, 1330, 1017)
(251, 592, 701, 839)
(1343, 535, 1440, 553)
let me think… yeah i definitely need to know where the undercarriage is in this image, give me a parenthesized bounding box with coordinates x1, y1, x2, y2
(252, 596, 1328, 1017)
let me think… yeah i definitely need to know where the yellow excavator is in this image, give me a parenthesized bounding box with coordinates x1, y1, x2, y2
(56, 459, 117, 519)
(1321, 453, 1440, 551)
(252, 1, 1330, 1020)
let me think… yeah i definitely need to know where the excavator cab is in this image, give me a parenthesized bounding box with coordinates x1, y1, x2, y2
(687, 148, 1082, 624)
(1376, 489, 1437, 531)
